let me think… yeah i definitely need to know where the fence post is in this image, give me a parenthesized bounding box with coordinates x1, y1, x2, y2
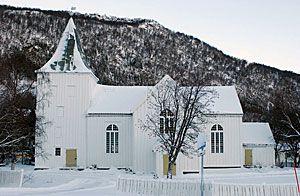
(19, 169, 24, 187)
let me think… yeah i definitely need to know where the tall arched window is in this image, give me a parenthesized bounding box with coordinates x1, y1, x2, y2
(211, 124, 224, 153)
(159, 109, 174, 133)
(106, 124, 119, 153)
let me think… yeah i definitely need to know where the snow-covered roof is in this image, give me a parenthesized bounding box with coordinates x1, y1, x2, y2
(204, 86, 243, 115)
(87, 85, 149, 114)
(37, 18, 93, 73)
(86, 84, 243, 115)
(241, 123, 275, 145)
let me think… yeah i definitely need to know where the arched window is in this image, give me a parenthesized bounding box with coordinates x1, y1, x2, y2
(211, 124, 224, 153)
(159, 109, 174, 133)
(106, 124, 119, 153)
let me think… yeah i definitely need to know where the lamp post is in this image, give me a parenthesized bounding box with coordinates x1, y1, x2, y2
(197, 132, 206, 196)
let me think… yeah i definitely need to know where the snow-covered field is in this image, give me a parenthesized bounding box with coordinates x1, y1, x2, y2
(0, 165, 298, 196)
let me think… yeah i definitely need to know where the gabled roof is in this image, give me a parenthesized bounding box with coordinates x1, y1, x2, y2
(154, 75, 176, 88)
(241, 123, 275, 145)
(37, 18, 93, 73)
(87, 85, 149, 114)
(86, 76, 243, 115)
(204, 86, 243, 115)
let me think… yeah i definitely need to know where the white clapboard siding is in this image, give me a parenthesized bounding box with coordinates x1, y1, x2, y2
(242, 146, 275, 166)
(132, 100, 156, 173)
(156, 115, 243, 176)
(204, 115, 243, 167)
(86, 114, 133, 168)
(35, 72, 97, 168)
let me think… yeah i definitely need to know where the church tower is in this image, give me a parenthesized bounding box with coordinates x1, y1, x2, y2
(35, 18, 98, 168)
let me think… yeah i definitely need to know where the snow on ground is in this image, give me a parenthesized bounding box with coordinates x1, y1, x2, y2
(0, 165, 299, 196)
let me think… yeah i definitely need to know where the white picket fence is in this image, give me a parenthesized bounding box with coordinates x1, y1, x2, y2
(117, 177, 299, 196)
(0, 170, 24, 187)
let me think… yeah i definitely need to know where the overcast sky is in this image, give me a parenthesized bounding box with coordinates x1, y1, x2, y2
(2, 0, 300, 73)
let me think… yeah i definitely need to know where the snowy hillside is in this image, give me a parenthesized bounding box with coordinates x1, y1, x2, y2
(0, 5, 299, 121)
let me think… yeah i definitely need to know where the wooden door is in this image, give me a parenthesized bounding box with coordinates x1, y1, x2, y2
(163, 154, 176, 176)
(245, 149, 253, 166)
(66, 149, 77, 167)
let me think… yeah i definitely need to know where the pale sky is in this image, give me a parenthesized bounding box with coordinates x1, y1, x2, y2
(2, 0, 300, 73)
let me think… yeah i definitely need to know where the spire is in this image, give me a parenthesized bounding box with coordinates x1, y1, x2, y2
(38, 18, 92, 73)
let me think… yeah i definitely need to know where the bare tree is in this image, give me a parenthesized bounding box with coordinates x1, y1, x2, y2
(0, 48, 48, 169)
(268, 85, 300, 167)
(140, 75, 215, 179)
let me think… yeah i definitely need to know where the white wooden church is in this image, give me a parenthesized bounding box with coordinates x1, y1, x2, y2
(35, 18, 275, 175)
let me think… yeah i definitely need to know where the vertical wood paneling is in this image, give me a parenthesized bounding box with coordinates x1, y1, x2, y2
(35, 72, 97, 168)
(36, 73, 272, 173)
(242, 147, 275, 166)
(86, 115, 133, 168)
(171, 115, 243, 174)
(132, 101, 156, 173)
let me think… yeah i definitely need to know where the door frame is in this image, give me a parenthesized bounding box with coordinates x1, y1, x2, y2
(66, 149, 77, 167)
(245, 149, 253, 166)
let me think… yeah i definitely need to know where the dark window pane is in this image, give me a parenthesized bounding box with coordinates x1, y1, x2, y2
(216, 132, 219, 153)
(211, 125, 217, 131)
(55, 148, 61, 156)
(220, 132, 224, 153)
(218, 124, 223, 131)
(169, 118, 174, 132)
(160, 117, 164, 133)
(106, 132, 110, 153)
(113, 125, 118, 131)
(115, 132, 119, 153)
(111, 132, 114, 153)
(211, 132, 215, 153)
(165, 117, 169, 133)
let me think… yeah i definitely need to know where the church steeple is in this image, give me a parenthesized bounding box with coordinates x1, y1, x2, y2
(38, 18, 92, 73)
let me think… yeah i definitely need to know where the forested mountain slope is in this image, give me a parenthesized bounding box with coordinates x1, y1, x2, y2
(1, 5, 299, 121)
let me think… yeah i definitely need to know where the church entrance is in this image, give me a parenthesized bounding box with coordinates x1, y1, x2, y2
(245, 149, 253, 166)
(66, 149, 77, 167)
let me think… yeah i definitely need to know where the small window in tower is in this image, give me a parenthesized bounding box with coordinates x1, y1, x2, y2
(57, 106, 64, 117)
(55, 148, 61, 156)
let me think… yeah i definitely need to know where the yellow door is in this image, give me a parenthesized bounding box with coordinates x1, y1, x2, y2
(245, 149, 253, 166)
(163, 154, 176, 176)
(66, 149, 77, 167)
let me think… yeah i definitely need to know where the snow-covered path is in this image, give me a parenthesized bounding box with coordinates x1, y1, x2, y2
(0, 166, 298, 196)
(0, 167, 138, 196)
